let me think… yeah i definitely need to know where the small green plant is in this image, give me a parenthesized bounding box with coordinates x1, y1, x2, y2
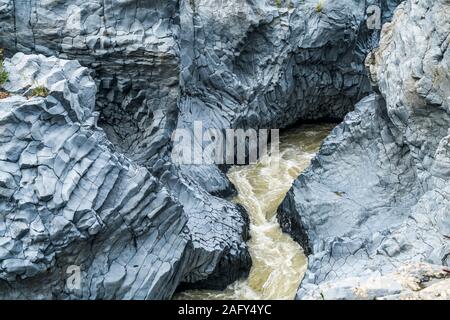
(275, 0, 282, 9)
(189, 0, 195, 12)
(30, 86, 49, 98)
(0, 48, 8, 86)
(316, 0, 324, 13)
(0, 67, 7, 85)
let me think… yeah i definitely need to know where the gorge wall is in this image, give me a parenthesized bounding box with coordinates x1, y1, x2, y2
(0, 0, 401, 193)
(279, 0, 450, 299)
(0, 52, 254, 299)
(1, 0, 443, 300)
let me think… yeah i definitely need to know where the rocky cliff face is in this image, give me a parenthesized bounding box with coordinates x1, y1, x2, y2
(279, 0, 450, 299)
(0, 53, 251, 299)
(0, 0, 181, 170)
(0, 0, 419, 300)
(0, 0, 440, 299)
(0, 0, 253, 299)
(0, 0, 401, 193)
(177, 0, 400, 192)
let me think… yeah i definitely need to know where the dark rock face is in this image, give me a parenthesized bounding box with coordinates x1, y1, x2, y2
(0, 0, 255, 299)
(0, 53, 250, 299)
(0, 0, 401, 192)
(0, 0, 403, 299)
(177, 0, 401, 190)
(0, 0, 181, 169)
(179, 0, 401, 130)
(278, 0, 450, 299)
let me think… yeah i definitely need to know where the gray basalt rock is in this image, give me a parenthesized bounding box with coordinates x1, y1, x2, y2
(302, 263, 450, 300)
(0, 0, 401, 194)
(279, 0, 450, 299)
(0, 0, 405, 299)
(179, 0, 400, 129)
(177, 0, 401, 189)
(0, 0, 181, 170)
(0, 53, 250, 299)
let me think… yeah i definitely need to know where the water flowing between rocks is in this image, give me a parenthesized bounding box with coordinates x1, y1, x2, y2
(175, 124, 334, 300)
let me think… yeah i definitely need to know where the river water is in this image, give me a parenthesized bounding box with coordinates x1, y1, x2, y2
(175, 124, 334, 300)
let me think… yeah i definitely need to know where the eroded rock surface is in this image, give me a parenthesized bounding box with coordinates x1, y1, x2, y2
(0, 0, 411, 300)
(279, 0, 450, 299)
(302, 263, 450, 300)
(177, 0, 401, 190)
(0, 53, 250, 299)
(0, 0, 401, 194)
(0, 0, 181, 172)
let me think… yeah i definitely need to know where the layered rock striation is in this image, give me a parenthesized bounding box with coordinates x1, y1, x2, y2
(0, 53, 250, 299)
(279, 0, 450, 299)
(0, 0, 401, 193)
(0, 0, 412, 299)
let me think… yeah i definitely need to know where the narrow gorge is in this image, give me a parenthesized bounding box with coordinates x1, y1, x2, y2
(0, 0, 448, 300)
(175, 124, 333, 299)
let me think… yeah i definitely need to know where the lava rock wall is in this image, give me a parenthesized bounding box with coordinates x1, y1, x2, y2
(279, 0, 450, 299)
(0, 0, 405, 299)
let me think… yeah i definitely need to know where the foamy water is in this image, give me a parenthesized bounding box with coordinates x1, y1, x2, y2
(174, 124, 334, 300)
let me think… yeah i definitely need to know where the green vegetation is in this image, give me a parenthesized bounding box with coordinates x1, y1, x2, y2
(0, 49, 8, 86)
(30, 86, 49, 98)
(316, 0, 324, 13)
(275, 0, 282, 9)
(189, 0, 195, 12)
(0, 67, 7, 86)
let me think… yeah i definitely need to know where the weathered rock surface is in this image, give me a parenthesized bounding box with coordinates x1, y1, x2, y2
(0, 53, 250, 299)
(302, 263, 450, 300)
(279, 0, 450, 299)
(0, 0, 412, 300)
(0, 0, 402, 194)
(177, 0, 401, 190)
(178, 0, 401, 128)
(0, 0, 181, 170)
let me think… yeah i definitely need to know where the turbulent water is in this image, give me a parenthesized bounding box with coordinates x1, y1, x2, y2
(175, 124, 334, 300)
